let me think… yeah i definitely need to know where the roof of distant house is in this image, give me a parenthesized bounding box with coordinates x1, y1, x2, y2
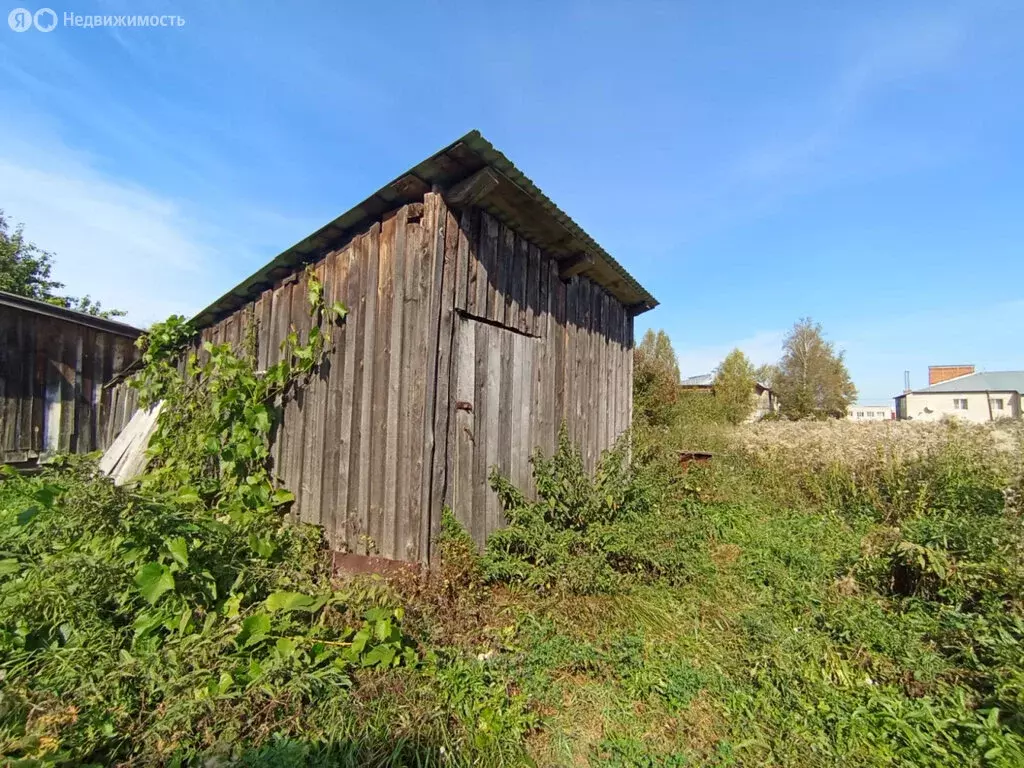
(680, 373, 715, 387)
(900, 371, 1024, 396)
(680, 372, 773, 390)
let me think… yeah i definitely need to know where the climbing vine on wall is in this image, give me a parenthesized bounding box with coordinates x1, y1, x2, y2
(132, 268, 348, 524)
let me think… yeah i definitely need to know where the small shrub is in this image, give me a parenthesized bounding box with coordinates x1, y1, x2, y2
(482, 427, 700, 595)
(0, 463, 417, 765)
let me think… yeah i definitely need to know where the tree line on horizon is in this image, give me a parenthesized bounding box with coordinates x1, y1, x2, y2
(635, 320, 857, 425)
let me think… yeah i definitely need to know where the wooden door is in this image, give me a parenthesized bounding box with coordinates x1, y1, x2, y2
(450, 313, 539, 550)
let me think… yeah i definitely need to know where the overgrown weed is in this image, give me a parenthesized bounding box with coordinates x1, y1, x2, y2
(482, 427, 712, 595)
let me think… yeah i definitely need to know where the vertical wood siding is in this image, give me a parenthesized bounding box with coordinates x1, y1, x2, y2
(445, 208, 633, 548)
(199, 201, 439, 561)
(194, 193, 635, 561)
(0, 304, 140, 464)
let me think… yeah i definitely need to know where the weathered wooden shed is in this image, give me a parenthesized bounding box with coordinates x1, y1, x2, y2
(189, 131, 657, 564)
(0, 291, 142, 465)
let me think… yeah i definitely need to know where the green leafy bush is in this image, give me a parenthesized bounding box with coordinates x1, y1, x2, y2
(0, 462, 415, 765)
(482, 427, 707, 594)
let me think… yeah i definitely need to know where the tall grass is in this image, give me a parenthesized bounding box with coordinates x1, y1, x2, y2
(2, 413, 1023, 766)
(481, 418, 1024, 765)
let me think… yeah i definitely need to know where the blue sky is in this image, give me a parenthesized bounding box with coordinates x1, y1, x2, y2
(1, 0, 1022, 403)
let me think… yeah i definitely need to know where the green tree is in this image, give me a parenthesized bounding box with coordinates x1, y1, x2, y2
(714, 348, 757, 424)
(0, 210, 125, 318)
(774, 318, 857, 419)
(633, 329, 680, 427)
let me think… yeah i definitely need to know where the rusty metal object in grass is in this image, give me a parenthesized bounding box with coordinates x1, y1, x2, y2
(678, 451, 714, 470)
(332, 550, 423, 579)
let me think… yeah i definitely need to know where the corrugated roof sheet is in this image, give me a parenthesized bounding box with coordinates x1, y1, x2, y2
(192, 130, 657, 329)
(680, 374, 714, 387)
(680, 372, 774, 391)
(912, 371, 1024, 394)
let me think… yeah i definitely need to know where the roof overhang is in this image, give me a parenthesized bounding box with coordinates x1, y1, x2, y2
(907, 389, 1020, 395)
(0, 290, 143, 338)
(192, 130, 657, 329)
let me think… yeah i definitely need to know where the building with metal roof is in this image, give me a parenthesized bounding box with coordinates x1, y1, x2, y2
(193, 130, 656, 329)
(680, 373, 715, 387)
(679, 371, 778, 421)
(183, 131, 656, 565)
(895, 369, 1024, 422)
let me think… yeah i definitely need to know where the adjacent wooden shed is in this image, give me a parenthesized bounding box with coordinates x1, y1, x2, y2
(0, 291, 142, 464)
(189, 131, 657, 563)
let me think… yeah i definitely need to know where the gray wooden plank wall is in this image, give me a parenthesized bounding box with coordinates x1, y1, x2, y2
(197, 193, 634, 561)
(0, 305, 140, 464)
(200, 198, 443, 562)
(446, 207, 633, 549)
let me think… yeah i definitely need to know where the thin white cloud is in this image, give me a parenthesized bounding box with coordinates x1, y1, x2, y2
(0, 109, 323, 327)
(832, 12, 967, 117)
(649, 4, 986, 256)
(0, 118, 245, 326)
(0, 153, 213, 325)
(732, 6, 971, 187)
